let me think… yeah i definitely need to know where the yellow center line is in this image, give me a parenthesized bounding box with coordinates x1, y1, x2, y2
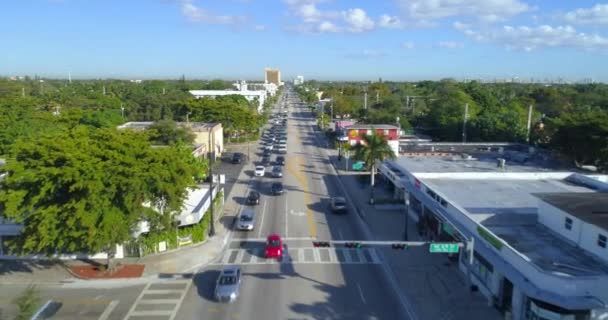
(285, 147, 317, 238)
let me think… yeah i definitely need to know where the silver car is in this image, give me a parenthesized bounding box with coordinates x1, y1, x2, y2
(215, 267, 241, 302)
(237, 208, 255, 231)
(272, 166, 283, 178)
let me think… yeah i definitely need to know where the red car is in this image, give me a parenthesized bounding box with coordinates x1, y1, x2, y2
(265, 234, 283, 260)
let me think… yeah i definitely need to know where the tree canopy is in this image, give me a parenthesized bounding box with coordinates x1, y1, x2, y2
(0, 126, 205, 257)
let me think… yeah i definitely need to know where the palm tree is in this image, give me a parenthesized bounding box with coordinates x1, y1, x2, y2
(352, 129, 396, 204)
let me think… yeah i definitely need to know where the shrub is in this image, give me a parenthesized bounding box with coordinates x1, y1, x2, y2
(13, 285, 40, 320)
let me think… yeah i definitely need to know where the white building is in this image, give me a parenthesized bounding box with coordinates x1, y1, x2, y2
(294, 75, 304, 85)
(134, 186, 220, 238)
(189, 84, 266, 113)
(377, 145, 608, 320)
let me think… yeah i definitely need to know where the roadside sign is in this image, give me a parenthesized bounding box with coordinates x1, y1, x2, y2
(352, 162, 363, 170)
(429, 243, 460, 253)
(345, 152, 350, 159)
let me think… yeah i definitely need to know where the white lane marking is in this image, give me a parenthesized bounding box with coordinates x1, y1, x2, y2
(169, 279, 193, 320)
(357, 283, 367, 305)
(285, 196, 289, 237)
(123, 283, 152, 320)
(257, 200, 267, 238)
(98, 300, 119, 320)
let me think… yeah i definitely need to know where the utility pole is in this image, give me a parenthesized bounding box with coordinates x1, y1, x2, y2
(102, 85, 106, 96)
(526, 104, 533, 143)
(21, 87, 25, 97)
(186, 112, 191, 123)
(462, 103, 469, 143)
(121, 103, 125, 119)
(376, 90, 379, 104)
(208, 128, 216, 237)
(364, 91, 368, 109)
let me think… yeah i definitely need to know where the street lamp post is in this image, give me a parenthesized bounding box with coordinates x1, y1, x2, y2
(404, 197, 410, 241)
(208, 128, 216, 237)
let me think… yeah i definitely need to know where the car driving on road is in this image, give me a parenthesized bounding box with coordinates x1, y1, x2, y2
(330, 196, 348, 214)
(237, 208, 255, 231)
(247, 191, 260, 205)
(271, 166, 283, 177)
(254, 166, 265, 177)
(265, 234, 283, 260)
(271, 182, 284, 195)
(215, 267, 242, 302)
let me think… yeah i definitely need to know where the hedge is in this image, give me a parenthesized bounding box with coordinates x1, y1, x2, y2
(138, 191, 223, 256)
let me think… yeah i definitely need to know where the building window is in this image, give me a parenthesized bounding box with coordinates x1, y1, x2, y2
(366, 129, 372, 135)
(564, 217, 573, 230)
(598, 234, 607, 248)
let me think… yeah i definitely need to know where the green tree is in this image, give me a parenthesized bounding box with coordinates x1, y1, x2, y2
(148, 120, 195, 145)
(0, 126, 204, 269)
(352, 130, 396, 203)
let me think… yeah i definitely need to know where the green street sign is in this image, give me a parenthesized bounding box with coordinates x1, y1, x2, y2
(429, 243, 460, 253)
(352, 162, 364, 170)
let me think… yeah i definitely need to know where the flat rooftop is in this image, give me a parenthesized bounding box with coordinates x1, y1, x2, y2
(424, 177, 608, 277)
(389, 154, 608, 277)
(536, 193, 608, 231)
(394, 152, 567, 173)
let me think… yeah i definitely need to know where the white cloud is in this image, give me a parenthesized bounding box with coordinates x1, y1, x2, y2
(402, 41, 415, 49)
(180, 0, 248, 25)
(396, 0, 529, 25)
(438, 41, 464, 49)
(343, 8, 375, 32)
(378, 14, 403, 29)
(563, 4, 608, 25)
(254, 24, 266, 31)
(456, 23, 608, 51)
(284, 0, 376, 33)
(318, 21, 341, 33)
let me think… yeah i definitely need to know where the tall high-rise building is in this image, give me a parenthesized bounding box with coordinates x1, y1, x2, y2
(265, 68, 281, 86)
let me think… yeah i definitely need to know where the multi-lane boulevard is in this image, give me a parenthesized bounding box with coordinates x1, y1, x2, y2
(0, 87, 413, 320)
(175, 87, 410, 320)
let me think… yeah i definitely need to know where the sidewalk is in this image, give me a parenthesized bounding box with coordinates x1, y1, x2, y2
(326, 148, 502, 320)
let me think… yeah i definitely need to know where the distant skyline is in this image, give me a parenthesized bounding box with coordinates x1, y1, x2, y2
(2, 0, 608, 81)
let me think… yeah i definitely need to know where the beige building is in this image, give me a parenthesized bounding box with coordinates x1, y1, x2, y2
(265, 68, 281, 86)
(117, 121, 223, 160)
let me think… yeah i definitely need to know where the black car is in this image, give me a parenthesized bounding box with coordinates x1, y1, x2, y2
(271, 182, 284, 195)
(247, 191, 260, 205)
(261, 156, 271, 165)
(231, 153, 244, 164)
(263, 148, 271, 156)
(275, 156, 285, 165)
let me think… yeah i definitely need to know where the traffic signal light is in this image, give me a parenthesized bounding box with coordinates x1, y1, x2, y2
(392, 244, 408, 250)
(345, 242, 363, 248)
(313, 241, 330, 247)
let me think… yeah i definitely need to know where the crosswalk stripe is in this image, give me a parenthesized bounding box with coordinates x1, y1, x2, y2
(328, 248, 338, 263)
(235, 250, 245, 264)
(344, 249, 352, 263)
(313, 247, 321, 263)
(368, 249, 381, 264)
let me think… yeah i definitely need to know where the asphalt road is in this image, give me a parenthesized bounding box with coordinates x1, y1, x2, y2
(175, 88, 409, 320)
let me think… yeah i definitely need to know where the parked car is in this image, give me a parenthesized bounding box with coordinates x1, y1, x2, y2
(215, 267, 242, 302)
(275, 156, 285, 165)
(265, 234, 283, 260)
(271, 182, 284, 195)
(247, 191, 260, 205)
(231, 153, 245, 164)
(254, 166, 265, 177)
(330, 197, 348, 214)
(276, 146, 287, 154)
(261, 156, 271, 166)
(237, 208, 255, 231)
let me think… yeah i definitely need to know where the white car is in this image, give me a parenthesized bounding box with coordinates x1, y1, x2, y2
(254, 166, 266, 177)
(264, 144, 273, 151)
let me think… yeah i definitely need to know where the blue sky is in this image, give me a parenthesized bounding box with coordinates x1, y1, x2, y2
(2, 0, 608, 81)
